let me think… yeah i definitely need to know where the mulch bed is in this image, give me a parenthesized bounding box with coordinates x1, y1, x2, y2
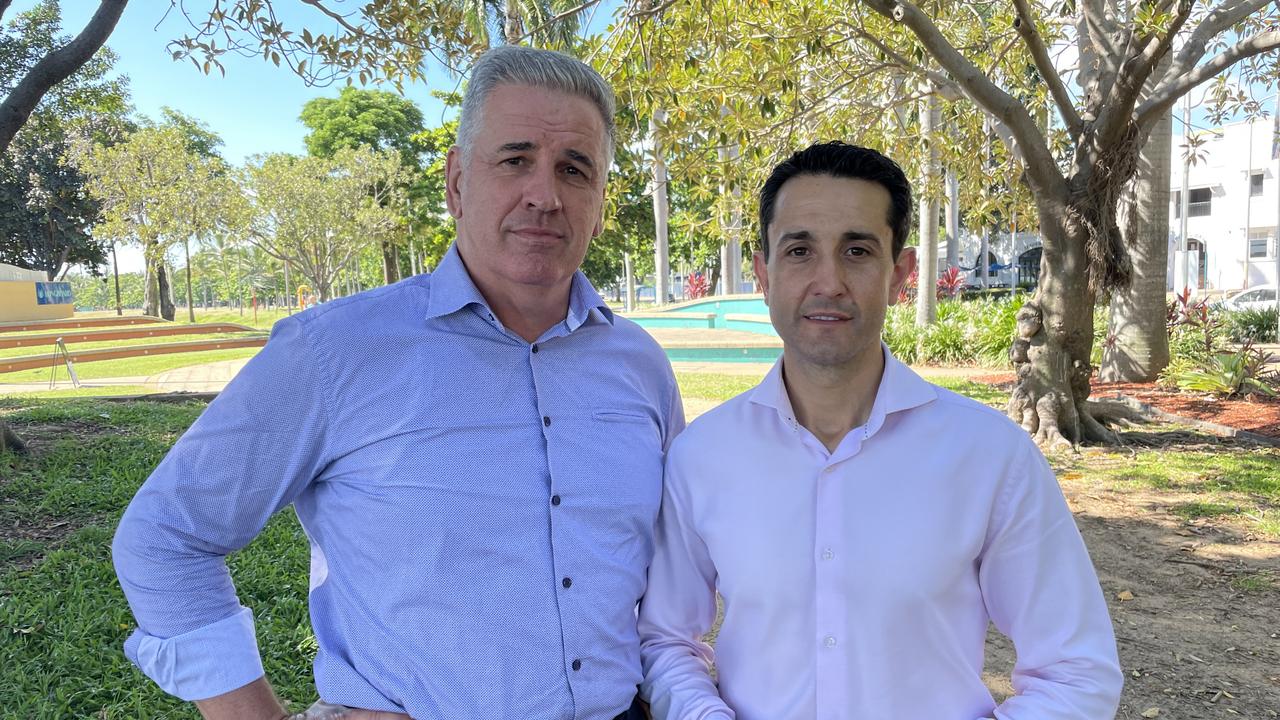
(972, 373, 1280, 440)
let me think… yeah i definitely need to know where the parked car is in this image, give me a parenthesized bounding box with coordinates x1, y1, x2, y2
(1218, 284, 1278, 312)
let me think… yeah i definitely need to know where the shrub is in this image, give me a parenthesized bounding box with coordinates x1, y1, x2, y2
(1171, 341, 1276, 397)
(883, 304, 921, 364)
(970, 295, 1026, 367)
(882, 296, 1025, 366)
(920, 318, 974, 364)
(1224, 306, 1278, 344)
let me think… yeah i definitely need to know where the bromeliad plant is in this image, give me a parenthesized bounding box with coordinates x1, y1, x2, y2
(1173, 340, 1277, 398)
(936, 266, 965, 299)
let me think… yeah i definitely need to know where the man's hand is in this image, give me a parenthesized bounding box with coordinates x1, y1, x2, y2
(195, 677, 290, 720)
(290, 701, 410, 719)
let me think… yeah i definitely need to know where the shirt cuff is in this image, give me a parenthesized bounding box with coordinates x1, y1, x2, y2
(123, 605, 265, 701)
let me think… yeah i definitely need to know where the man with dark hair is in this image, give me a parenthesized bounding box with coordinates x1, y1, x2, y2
(638, 141, 1122, 719)
(114, 46, 680, 720)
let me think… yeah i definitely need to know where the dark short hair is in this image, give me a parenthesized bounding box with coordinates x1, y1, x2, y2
(758, 141, 913, 260)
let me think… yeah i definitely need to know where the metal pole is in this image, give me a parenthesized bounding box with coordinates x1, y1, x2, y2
(1246, 120, 1254, 288)
(1179, 95, 1191, 294)
(1274, 89, 1280, 343)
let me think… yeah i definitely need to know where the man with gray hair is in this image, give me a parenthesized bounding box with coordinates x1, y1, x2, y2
(113, 46, 682, 720)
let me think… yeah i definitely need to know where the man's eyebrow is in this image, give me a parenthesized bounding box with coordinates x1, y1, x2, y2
(842, 230, 884, 244)
(777, 230, 812, 243)
(497, 141, 535, 153)
(565, 149, 596, 169)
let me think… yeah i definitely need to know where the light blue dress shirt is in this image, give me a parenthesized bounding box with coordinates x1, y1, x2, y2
(112, 244, 684, 718)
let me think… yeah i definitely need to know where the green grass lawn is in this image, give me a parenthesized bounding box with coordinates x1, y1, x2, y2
(0, 332, 264, 361)
(2, 378, 1277, 717)
(176, 308, 294, 332)
(0, 347, 261, 385)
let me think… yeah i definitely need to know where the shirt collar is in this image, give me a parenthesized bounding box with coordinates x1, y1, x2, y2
(424, 243, 615, 329)
(749, 343, 937, 439)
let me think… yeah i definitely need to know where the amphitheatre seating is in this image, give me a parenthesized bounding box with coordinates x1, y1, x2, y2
(0, 315, 268, 375)
(0, 315, 166, 334)
(0, 322, 257, 350)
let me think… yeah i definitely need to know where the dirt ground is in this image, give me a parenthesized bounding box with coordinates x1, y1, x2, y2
(983, 469, 1280, 718)
(973, 378, 1280, 718)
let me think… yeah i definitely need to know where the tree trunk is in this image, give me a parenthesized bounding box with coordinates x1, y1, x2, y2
(184, 237, 196, 323)
(916, 89, 941, 324)
(381, 239, 400, 285)
(1101, 95, 1173, 381)
(144, 250, 159, 317)
(623, 251, 636, 311)
(0, 418, 26, 454)
(112, 242, 122, 315)
(945, 168, 959, 268)
(503, 0, 524, 44)
(650, 108, 670, 306)
(0, 0, 127, 154)
(1008, 208, 1114, 448)
(156, 262, 176, 321)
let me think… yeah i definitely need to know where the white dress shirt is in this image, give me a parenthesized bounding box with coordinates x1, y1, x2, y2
(639, 349, 1122, 720)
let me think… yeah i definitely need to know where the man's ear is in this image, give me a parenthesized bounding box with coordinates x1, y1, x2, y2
(752, 250, 770, 305)
(593, 185, 605, 238)
(889, 246, 917, 304)
(444, 146, 464, 220)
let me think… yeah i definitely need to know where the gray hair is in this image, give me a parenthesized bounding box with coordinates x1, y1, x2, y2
(457, 45, 616, 168)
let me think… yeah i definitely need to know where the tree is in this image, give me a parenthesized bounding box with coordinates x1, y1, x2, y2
(79, 126, 224, 320)
(846, 0, 1280, 445)
(610, 0, 1280, 445)
(0, 0, 126, 154)
(170, 0, 593, 89)
(301, 86, 427, 285)
(0, 1, 131, 279)
(242, 147, 407, 301)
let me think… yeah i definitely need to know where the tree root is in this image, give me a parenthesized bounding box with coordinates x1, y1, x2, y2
(0, 419, 26, 454)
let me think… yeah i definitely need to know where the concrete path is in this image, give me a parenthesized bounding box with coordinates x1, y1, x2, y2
(143, 358, 252, 393)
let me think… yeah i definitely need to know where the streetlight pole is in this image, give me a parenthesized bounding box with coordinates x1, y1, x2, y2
(1179, 95, 1191, 294)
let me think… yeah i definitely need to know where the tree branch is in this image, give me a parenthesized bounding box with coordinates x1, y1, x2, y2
(1137, 30, 1280, 127)
(1012, 0, 1083, 138)
(1093, 0, 1195, 144)
(1168, 0, 1274, 80)
(858, 0, 1067, 199)
(0, 0, 127, 154)
(847, 26, 965, 101)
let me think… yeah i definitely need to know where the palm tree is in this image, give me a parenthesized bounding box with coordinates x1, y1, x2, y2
(1101, 66, 1174, 382)
(456, 0, 580, 49)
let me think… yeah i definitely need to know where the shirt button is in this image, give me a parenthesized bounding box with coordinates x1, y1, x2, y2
(571, 659, 582, 671)
(822, 467, 834, 474)
(551, 494, 561, 506)
(821, 549, 834, 561)
(532, 344, 539, 353)
(824, 635, 837, 648)
(562, 576, 572, 589)
(543, 416, 551, 427)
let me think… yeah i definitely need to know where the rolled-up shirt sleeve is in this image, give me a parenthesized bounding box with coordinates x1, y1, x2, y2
(111, 315, 332, 701)
(983, 441, 1124, 719)
(639, 445, 734, 720)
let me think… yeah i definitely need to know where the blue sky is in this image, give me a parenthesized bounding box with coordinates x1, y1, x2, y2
(17, 1, 475, 272)
(25, 1, 459, 163)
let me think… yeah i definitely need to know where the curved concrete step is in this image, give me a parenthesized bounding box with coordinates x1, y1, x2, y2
(0, 315, 165, 334)
(0, 336, 267, 374)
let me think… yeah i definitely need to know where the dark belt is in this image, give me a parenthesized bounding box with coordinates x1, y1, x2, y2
(613, 696, 649, 720)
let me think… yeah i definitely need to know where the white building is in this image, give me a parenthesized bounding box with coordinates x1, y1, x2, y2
(1170, 118, 1280, 292)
